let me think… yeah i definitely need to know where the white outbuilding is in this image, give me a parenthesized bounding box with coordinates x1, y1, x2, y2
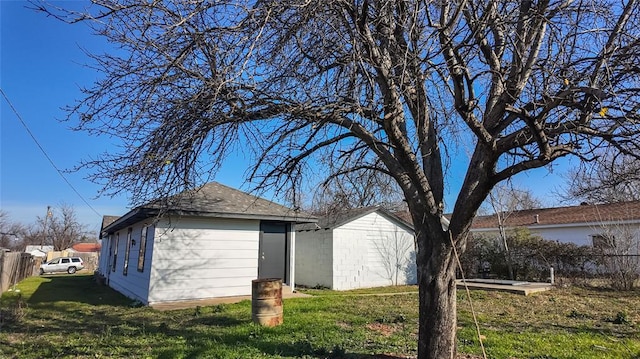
(295, 207, 416, 290)
(97, 182, 316, 305)
(25, 245, 53, 258)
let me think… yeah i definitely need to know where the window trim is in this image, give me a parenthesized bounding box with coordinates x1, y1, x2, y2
(592, 234, 615, 249)
(137, 225, 149, 272)
(112, 233, 119, 272)
(123, 228, 132, 275)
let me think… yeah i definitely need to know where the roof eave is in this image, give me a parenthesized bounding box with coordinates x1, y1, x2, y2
(472, 217, 640, 232)
(167, 210, 318, 223)
(102, 207, 157, 235)
(102, 207, 317, 235)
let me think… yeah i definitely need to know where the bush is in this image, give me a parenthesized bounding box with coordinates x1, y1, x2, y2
(460, 228, 597, 282)
(591, 227, 640, 291)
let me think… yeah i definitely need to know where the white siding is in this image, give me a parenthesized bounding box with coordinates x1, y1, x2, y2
(332, 212, 416, 290)
(295, 229, 333, 288)
(106, 224, 154, 304)
(296, 211, 416, 291)
(147, 217, 260, 304)
(474, 222, 640, 248)
(531, 226, 604, 246)
(97, 236, 111, 276)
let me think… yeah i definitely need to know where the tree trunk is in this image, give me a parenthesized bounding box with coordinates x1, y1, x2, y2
(416, 227, 458, 359)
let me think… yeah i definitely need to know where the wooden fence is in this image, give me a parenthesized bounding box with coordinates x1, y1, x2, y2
(0, 252, 39, 293)
(0, 251, 100, 294)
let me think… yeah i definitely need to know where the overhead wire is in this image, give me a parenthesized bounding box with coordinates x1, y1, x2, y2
(0, 87, 102, 219)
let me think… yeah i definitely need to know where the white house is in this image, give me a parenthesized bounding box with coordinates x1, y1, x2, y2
(295, 207, 416, 290)
(25, 245, 53, 258)
(98, 182, 316, 305)
(471, 200, 640, 247)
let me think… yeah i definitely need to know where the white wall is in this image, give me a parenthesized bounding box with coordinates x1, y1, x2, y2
(105, 223, 154, 304)
(474, 222, 640, 248)
(530, 226, 602, 246)
(97, 238, 110, 276)
(147, 217, 260, 304)
(295, 229, 333, 288)
(333, 212, 416, 290)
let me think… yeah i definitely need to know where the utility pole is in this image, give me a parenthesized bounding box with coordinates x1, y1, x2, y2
(41, 205, 51, 249)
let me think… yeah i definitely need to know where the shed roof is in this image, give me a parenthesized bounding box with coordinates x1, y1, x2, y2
(472, 200, 640, 229)
(103, 182, 316, 234)
(297, 206, 413, 232)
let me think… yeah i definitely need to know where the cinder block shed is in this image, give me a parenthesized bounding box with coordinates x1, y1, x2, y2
(295, 207, 416, 290)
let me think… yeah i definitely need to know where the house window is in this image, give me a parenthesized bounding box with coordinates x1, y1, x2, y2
(112, 233, 119, 272)
(123, 228, 132, 275)
(592, 234, 614, 249)
(107, 234, 114, 271)
(137, 225, 149, 272)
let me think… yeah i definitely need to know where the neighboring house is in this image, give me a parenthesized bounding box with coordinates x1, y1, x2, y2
(471, 201, 640, 247)
(98, 182, 316, 305)
(295, 207, 416, 290)
(25, 245, 54, 258)
(65, 242, 102, 273)
(67, 242, 102, 253)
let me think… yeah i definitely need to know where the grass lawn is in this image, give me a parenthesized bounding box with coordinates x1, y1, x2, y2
(0, 274, 638, 358)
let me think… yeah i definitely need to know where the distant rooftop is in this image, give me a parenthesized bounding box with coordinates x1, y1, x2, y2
(472, 200, 640, 229)
(25, 245, 53, 255)
(393, 201, 640, 230)
(70, 242, 101, 253)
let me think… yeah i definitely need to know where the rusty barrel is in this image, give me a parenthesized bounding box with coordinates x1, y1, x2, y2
(251, 278, 283, 326)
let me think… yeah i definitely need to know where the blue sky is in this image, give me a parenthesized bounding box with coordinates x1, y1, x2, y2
(1, 1, 572, 235)
(0, 1, 249, 234)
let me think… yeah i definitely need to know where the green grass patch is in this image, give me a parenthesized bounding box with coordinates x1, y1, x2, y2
(1, 275, 639, 358)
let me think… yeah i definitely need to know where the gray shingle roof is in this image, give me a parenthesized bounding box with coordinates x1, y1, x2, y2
(99, 215, 121, 238)
(102, 215, 120, 228)
(103, 182, 316, 234)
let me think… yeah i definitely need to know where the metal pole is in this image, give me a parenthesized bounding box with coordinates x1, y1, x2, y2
(41, 205, 51, 249)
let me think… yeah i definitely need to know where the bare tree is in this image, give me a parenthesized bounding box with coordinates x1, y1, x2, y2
(485, 184, 542, 279)
(0, 211, 26, 250)
(32, 205, 89, 251)
(37, 1, 640, 357)
(565, 152, 640, 204)
(310, 166, 406, 216)
(591, 205, 640, 290)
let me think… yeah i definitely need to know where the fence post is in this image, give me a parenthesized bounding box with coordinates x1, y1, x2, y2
(0, 251, 5, 293)
(550, 266, 555, 285)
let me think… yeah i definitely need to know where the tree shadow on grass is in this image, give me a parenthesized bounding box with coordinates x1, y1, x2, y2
(7, 299, 419, 359)
(5, 275, 419, 358)
(27, 274, 131, 307)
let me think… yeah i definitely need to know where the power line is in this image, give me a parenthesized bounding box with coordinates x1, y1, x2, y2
(0, 87, 102, 219)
